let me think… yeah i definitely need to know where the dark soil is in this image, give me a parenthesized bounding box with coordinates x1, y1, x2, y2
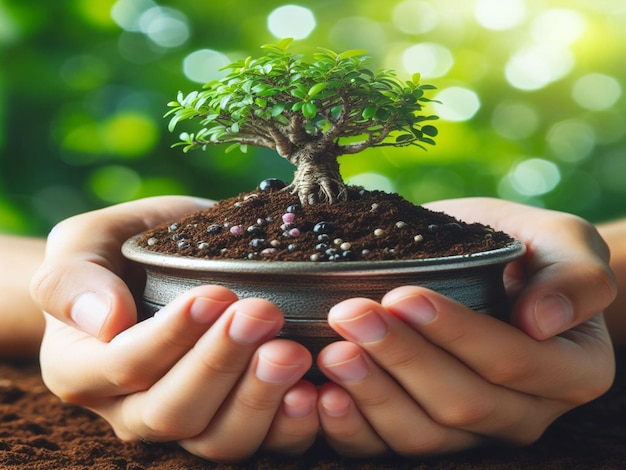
(139, 180, 514, 261)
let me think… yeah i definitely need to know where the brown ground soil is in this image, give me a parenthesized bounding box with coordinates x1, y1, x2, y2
(2, 349, 626, 469)
(138, 182, 514, 262)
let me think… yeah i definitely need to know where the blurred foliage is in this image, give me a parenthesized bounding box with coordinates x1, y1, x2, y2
(1, 0, 625, 236)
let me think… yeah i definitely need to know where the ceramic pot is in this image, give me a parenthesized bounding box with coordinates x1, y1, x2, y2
(123, 236, 524, 380)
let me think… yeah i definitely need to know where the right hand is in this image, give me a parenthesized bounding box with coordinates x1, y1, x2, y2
(31, 197, 319, 461)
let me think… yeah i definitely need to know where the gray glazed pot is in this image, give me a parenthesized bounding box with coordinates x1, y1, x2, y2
(123, 235, 525, 380)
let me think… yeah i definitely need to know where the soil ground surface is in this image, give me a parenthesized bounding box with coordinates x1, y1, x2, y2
(139, 181, 513, 262)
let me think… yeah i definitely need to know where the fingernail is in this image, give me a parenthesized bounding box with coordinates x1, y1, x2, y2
(189, 297, 231, 324)
(283, 389, 315, 418)
(535, 294, 573, 337)
(71, 291, 111, 337)
(229, 311, 279, 345)
(325, 354, 369, 383)
(332, 309, 387, 343)
(256, 354, 301, 384)
(321, 393, 351, 418)
(388, 294, 437, 325)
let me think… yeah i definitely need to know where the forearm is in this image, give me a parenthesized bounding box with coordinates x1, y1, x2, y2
(598, 220, 626, 347)
(0, 234, 46, 358)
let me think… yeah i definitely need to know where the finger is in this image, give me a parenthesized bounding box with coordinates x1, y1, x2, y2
(317, 381, 389, 458)
(425, 198, 617, 339)
(383, 286, 615, 402)
(260, 380, 319, 455)
(112, 298, 287, 443)
(39, 285, 238, 402)
(30, 196, 214, 340)
(318, 341, 480, 457)
(181, 340, 312, 462)
(326, 299, 560, 445)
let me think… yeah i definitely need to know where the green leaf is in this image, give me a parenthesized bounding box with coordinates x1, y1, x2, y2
(395, 133, 414, 143)
(337, 49, 368, 60)
(270, 103, 286, 117)
(411, 73, 421, 85)
(307, 82, 328, 98)
(290, 88, 307, 100)
(277, 37, 294, 50)
(421, 125, 438, 137)
(302, 101, 318, 119)
(225, 143, 240, 153)
(361, 106, 376, 119)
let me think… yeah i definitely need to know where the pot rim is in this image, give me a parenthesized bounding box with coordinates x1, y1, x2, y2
(122, 234, 525, 275)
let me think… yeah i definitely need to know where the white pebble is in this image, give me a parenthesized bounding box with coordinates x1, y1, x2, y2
(340, 242, 352, 251)
(414, 234, 424, 243)
(374, 228, 384, 237)
(147, 237, 158, 246)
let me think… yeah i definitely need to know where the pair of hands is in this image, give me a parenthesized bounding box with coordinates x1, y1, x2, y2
(30, 196, 617, 462)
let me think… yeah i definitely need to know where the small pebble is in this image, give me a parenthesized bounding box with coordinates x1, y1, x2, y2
(288, 243, 297, 251)
(288, 228, 301, 237)
(198, 242, 209, 250)
(282, 212, 296, 223)
(340, 242, 352, 251)
(310, 253, 321, 261)
(317, 234, 330, 242)
(333, 238, 343, 246)
(168, 223, 179, 232)
(177, 240, 190, 249)
(428, 224, 439, 232)
(147, 237, 158, 246)
(261, 248, 277, 256)
(247, 225, 263, 234)
(374, 228, 384, 237)
(342, 250, 355, 260)
(286, 204, 300, 213)
(270, 239, 281, 247)
(207, 224, 222, 234)
(259, 178, 286, 192)
(250, 238, 266, 249)
(370, 203, 379, 211)
(313, 222, 331, 234)
(414, 234, 424, 243)
(230, 225, 244, 236)
(396, 221, 407, 229)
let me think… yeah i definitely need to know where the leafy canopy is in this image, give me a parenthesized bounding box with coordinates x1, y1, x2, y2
(165, 38, 439, 158)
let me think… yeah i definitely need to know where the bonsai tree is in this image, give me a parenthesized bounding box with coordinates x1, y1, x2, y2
(166, 38, 440, 205)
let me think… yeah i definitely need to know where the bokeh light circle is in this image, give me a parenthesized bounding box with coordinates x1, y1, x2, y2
(183, 49, 230, 84)
(433, 87, 481, 122)
(267, 5, 316, 39)
(572, 73, 622, 111)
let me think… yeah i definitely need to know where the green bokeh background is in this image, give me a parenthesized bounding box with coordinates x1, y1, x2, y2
(1, 0, 625, 236)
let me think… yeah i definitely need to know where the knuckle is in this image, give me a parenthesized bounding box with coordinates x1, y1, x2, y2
(140, 407, 197, 441)
(484, 353, 535, 387)
(432, 397, 497, 429)
(235, 389, 279, 413)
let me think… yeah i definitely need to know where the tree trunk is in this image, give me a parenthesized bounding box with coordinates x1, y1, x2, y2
(285, 145, 347, 205)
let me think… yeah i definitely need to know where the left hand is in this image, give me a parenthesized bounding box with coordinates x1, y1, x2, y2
(314, 198, 617, 458)
(316, 287, 614, 458)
